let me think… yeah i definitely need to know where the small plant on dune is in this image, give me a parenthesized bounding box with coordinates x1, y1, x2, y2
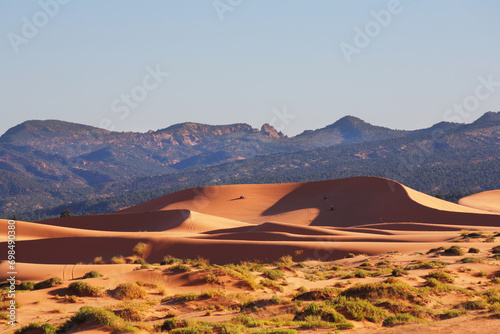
(159, 318, 189, 331)
(440, 309, 467, 319)
(133, 258, 146, 265)
(426, 270, 455, 284)
(427, 246, 445, 254)
(68, 281, 103, 297)
(82, 271, 103, 279)
(93, 256, 104, 264)
(171, 263, 191, 272)
(468, 247, 480, 253)
(113, 282, 147, 300)
(329, 296, 386, 323)
(111, 255, 126, 264)
(345, 253, 355, 258)
(34, 277, 62, 290)
(391, 268, 408, 277)
(19, 281, 35, 291)
(261, 278, 284, 292)
(63, 295, 79, 303)
(60, 306, 138, 333)
(464, 299, 487, 310)
(461, 257, 481, 263)
(294, 287, 340, 301)
(491, 277, 500, 284)
(382, 313, 421, 327)
(263, 269, 285, 280)
(174, 292, 198, 302)
(14, 322, 57, 334)
(161, 255, 181, 265)
(443, 245, 465, 256)
(489, 302, 500, 313)
(485, 236, 496, 243)
(203, 271, 220, 284)
(491, 246, 500, 254)
(132, 242, 148, 257)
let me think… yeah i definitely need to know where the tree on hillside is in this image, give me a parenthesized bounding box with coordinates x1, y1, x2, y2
(60, 209, 72, 218)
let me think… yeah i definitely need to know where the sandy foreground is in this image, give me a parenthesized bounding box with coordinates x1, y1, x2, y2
(1, 176, 500, 333)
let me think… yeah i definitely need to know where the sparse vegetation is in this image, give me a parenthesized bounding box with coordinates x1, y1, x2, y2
(82, 271, 103, 279)
(132, 242, 148, 257)
(33, 277, 62, 290)
(14, 322, 57, 334)
(443, 246, 465, 256)
(113, 282, 147, 300)
(68, 281, 103, 297)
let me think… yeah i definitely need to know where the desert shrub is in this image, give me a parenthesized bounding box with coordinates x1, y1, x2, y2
(330, 297, 386, 323)
(464, 232, 484, 239)
(133, 258, 146, 265)
(468, 247, 480, 253)
(93, 256, 104, 264)
(461, 257, 480, 263)
(382, 313, 420, 327)
(132, 242, 147, 257)
(353, 269, 368, 278)
(464, 300, 487, 310)
(294, 287, 340, 301)
(392, 268, 408, 277)
(111, 255, 126, 264)
(427, 246, 445, 254)
(160, 318, 189, 331)
(485, 236, 496, 243)
(491, 277, 500, 284)
(19, 281, 35, 291)
(61, 306, 137, 333)
(261, 279, 283, 292)
(263, 269, 285, 280)
(14, 322, 57, 334)
(82, 271, 103, 279)
(404, 260, 447, 270)
(68, 281, 103, 297)
(359, 262, 372, 267)
(341, 281, 416, 302)
(34, 277, 62, 290)
(161, 255, 181, 265)
(203, 271, 220, 284)
(175, 293, 198, 302)
(477, 271, 488, 277)
(441, 309, 467, 319)
(345, 253, 355, 258)
(171, 263, 191, 272)
(491, 246, 500, 254)
(63, 295, 79, 303)
(489, 302, 500, 313)
(426, 270, 454, 284)
(113, 283, 147, 300)
(443, 246, 464, 256)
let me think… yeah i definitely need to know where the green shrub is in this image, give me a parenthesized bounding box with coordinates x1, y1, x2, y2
(468, 248, 480, 253)
(464, 300, 487, 310)
(441, 309, 467, 319)
(172, 263, 191, 272)
(461, 257, 480, 263)
(62, 306, 137, 332)
(427, 270, 454, 284)
(341, 281, 417, 302)
(443, 246, 464, 256)
(175, 293, 198, 302)
(294, 287, 340, 301)
(382, 313, 420, 327)
(132, 242, 148, 257)
(68, 281, 103, 297)
(353, 269, 368, 278)
(263, 269, 285, 280)
(392, 268, 408, 277)
(261, 278, 284, 292)
(19, 281, 35, 291)
(491, 246, 500, 254)
(82, 271, 103, 279)
(34, 277, 62, 290)
(113, 283, 147, 300)
(14, 322, 57, 334)
(427, 246, 445, 254)
(331, 297, 386, 323)
(133, 258, 146, 265)
(161, 255, 181, 265)
(111, 255, 126, 264)
(160, 318, 188, 331)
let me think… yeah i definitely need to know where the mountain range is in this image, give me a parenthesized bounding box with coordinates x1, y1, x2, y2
(1, 111, 499, 220)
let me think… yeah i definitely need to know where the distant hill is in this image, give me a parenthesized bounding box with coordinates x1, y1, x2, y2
(0, 112, 499, 220)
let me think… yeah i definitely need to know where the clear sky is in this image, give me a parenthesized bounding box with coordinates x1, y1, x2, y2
(1, 0, 499, 136)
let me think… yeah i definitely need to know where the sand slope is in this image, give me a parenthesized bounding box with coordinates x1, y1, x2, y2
(2, 176, 500, 281)
(459, 189, 500, 214)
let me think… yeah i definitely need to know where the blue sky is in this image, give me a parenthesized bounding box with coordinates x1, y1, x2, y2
(1, 0, 499, 136)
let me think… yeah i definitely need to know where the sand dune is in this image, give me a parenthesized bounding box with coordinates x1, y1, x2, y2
(459, 189, 500, 214)
(2, 176, 500, 280)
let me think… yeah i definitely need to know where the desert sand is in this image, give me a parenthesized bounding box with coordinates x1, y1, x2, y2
(1, 176, 500, 333)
